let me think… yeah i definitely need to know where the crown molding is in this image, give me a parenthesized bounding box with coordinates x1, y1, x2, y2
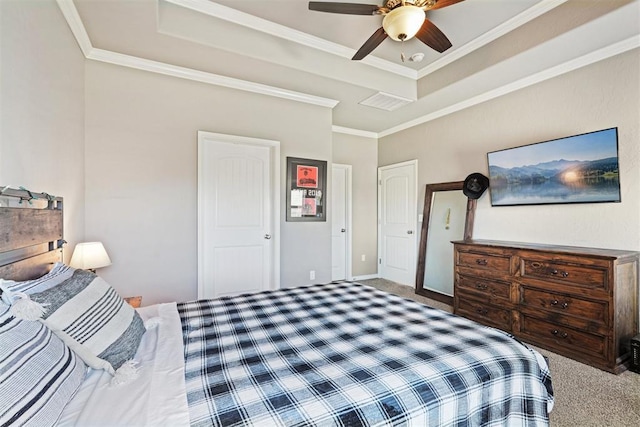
(165, 0, 417, 79)
(87, 49, 340, 108)
(417, 0, 568, 79)
(380, 36, 640, 137)
(57, 0, 339, 109)
(56, 0, 638, 138)
(168, 0, 567, 81)
(332, 126, 379, 139)
(56, 0, 92, 56)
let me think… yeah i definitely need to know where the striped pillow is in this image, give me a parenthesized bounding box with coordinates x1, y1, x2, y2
(0, 262, 73, 297)
(26, 269, 146, 374)
(0, 301, 87, 426)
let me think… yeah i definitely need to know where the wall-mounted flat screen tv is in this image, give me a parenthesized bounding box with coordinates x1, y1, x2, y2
(487, 127, 621, 207)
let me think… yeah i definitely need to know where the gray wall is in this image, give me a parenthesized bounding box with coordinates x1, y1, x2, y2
(380, 49, 640, 252)
(332, 132, 379, 277)
(0, 0, 86, 260)
(84, 61, 333, 304)
(1, 0, 335, 304)
(3, 0, 638, 307)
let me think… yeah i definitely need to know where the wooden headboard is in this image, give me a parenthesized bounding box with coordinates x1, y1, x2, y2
(0, 187, 64, 281)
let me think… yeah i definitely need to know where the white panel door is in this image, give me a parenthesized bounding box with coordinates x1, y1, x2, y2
(378, 160, 417, 286)
(198, 133, 278, 298)
(331, 164, 351, 281)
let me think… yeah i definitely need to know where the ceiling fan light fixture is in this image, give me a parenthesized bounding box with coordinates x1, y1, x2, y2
(382, 5, 425, 42)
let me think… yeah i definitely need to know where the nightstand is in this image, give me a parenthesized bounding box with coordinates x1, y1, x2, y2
(124, 296, 142, 308)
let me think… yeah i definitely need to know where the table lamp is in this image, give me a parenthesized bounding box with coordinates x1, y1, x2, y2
(69, 242, 112, 273)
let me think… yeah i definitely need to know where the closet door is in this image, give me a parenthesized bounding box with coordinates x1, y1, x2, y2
(378, 160, 417, 286)
(198, 132, 279, 298)
(331, 164, 352, 281)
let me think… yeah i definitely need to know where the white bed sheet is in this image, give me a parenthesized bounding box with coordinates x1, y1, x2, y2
(58, 302, 190, 426)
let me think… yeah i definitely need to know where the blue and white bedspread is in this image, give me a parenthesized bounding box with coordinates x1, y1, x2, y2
(178, 283, 554, 426)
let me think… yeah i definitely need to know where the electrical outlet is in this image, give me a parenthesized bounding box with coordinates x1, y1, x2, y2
(310, 270, 315, 280)
(361, 254, 366, 262)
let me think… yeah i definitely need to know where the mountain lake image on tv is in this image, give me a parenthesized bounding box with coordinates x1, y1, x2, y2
(487, 128, 621, 206)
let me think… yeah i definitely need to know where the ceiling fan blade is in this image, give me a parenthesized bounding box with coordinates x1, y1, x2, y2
(415, 19, 452, 53)
(428, 0, 466, 11)
(352, 27, 387, 60)
(308, 2, 380, 15)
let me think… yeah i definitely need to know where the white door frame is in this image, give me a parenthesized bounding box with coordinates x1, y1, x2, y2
(377, 159, 418, 284)
(332, 163, 353, 281)
(197, 131, 280, 297)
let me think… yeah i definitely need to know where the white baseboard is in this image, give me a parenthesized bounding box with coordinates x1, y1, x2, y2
(350, 274, 379, 281)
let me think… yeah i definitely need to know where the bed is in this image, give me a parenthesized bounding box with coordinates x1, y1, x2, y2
(0, 188, 554, 426)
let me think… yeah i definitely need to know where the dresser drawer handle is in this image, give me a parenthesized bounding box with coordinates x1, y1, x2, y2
(475, 259, 488, 266)
(475, 283, 488, 290)
(551, 329, 568, 339)
(550, 269, 570, 278)
(550, 300, 569, 309)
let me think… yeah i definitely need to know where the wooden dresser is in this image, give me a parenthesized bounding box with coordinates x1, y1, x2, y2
(452, 240, 639, 374)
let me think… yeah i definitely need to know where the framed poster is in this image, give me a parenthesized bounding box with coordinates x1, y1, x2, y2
(286, 157, 327, 221)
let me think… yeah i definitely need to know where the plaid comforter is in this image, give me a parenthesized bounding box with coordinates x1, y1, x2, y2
(178, 283, 553, 426)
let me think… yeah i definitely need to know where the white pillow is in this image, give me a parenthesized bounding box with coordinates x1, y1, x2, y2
(0, 262, 73, 297)
(3, 267, 146, 374)
(0, 300, 87, 426)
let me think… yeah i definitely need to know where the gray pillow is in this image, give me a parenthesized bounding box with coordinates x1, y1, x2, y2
(21, 268, 145, 374)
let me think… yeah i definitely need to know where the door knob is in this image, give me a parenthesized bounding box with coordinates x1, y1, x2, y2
(341, 228, 346, 232)
(407, 230, 413, 234)
(264, 234, 271, 240)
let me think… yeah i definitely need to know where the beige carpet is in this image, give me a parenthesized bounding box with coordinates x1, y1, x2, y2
(358, 278, 640, 427)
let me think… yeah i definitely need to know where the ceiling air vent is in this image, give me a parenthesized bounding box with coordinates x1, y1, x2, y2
(359, 92, 413, 111)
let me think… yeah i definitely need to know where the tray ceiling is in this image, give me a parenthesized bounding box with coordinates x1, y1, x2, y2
(64, 0, 639, 135)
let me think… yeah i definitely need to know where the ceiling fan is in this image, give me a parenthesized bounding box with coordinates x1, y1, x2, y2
(308, 0, 465, 60)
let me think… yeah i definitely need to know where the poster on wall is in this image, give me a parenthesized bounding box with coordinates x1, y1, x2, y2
(286, 157, 327, 221)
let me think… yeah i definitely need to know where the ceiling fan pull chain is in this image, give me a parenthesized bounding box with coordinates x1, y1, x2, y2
(400, 39, 406, 62)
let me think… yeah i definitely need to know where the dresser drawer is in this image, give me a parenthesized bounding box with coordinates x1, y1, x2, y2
(519, 285, 609, 327)
(456, 249, 511, 273)
(457, 274, 511, 303)
(519, 254, 609, 291)
(452, 240, 638, 373)
(456, 297, 511, 331)
(518, 314, 607, 362)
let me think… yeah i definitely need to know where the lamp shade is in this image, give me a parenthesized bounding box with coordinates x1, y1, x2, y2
(382, 5, 425, 42)
(69, 242, 112, 271)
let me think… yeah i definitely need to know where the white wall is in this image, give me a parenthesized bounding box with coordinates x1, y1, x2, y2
(332, 132, 379, 277)
(84, 61, 333, 304)
(0, 0, 85, 259)
(379, 49, 640, 252)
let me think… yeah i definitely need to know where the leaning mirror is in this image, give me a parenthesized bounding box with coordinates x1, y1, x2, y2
(415, 181, 476, 305)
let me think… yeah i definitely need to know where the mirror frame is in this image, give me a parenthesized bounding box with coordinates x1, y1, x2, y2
(415, 181, 476, 304)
